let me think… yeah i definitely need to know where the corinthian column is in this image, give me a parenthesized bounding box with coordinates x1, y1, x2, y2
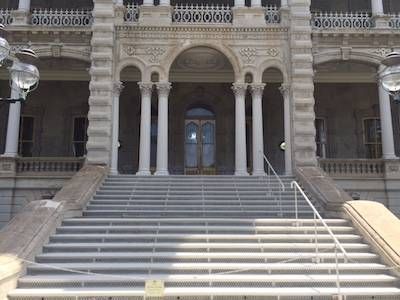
(155, 82, 171, 176)
(232, 83, 249, 176)
(250, 83, 266, 176)
(137, 82, 153, 176)
(378, 80, 397, 160)
(110, 81, 124, 174)
(280, 84, 293, 175)
(3, 83, 22, 157)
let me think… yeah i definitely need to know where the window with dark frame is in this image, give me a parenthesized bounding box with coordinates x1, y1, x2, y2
(363, 118, 382, 159)
(18, 116, 35, 157)
(72, 116, 88, 157)
(315, 118, 327, 158)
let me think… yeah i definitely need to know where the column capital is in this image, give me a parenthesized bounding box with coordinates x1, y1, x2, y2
(138, 82, 154, 96)
(279, 83, 290, 97)
(156, 82, 172, 97)
(113, 81, 124, 96)
(231, 83, 248, 96)
(249, 83, 266, 97)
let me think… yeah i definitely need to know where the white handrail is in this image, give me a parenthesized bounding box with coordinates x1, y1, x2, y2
(290, 181, 349, 261)
(262, 153, 285, 192)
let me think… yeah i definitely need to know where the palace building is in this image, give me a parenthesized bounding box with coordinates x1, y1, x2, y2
(1, 1, 400, 298)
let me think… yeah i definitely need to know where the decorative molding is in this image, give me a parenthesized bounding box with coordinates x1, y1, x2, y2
(145, 47, 166, 63)
(123, 44, 136, 56)
(239, 47, 257, 64)
(266, 48, 279, 57)
(372, 48, 393, 58)
(250, 83, 266, 97)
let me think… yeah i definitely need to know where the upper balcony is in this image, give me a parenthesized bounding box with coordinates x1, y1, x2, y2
(0, 0, 93, 27)
(123, 0, 282, 26)
(311, 0, 400, 30)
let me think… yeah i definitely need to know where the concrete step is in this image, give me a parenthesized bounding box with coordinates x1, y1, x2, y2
(43, 242, 370, 253)
(9, 287, 400, 299)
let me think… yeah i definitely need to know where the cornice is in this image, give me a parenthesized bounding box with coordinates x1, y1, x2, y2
(117, 24, 288, 40)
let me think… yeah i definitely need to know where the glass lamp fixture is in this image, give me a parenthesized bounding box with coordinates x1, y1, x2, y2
(9, 62, 40, 99)
(379, 52, 400, 103)
(0, 36, 10, 64)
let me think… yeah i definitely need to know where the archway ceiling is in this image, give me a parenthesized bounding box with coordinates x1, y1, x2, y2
(170, 47, 235, 83)
(0, 57, 90, 81)
(315, 61, 377, 83)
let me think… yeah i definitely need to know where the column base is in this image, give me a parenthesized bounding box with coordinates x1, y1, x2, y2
(1, 153, 18, 158)
(155, 169, 169, 176)
(235, 170, 249, 176)
(110, 168, 119, 175)
(252, 170, 266, 176)
(136, 170, 152, 176)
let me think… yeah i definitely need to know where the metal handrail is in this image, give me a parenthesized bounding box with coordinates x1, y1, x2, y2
(262, 153, 285, 192)
(290, 180, 349, 261)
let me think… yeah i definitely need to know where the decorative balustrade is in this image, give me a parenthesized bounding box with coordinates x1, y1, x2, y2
(265, 5, 280, 24)
(16, 157, 85, 174)
(0, 9, 13, 25)
(173, 4, 233, 24)
(124, 4, 139, 22)
(389, 14, 400, 29)
(312, 11, 373, 29)
(318, 159, 384, 178)
(31, 8, 93, 26)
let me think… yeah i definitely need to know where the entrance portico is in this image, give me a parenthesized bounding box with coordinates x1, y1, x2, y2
(114, 46, 289, 175)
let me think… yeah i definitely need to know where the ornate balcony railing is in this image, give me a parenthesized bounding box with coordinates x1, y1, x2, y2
(318, 158, 384, 178)
(172, 4, 233, 24)
(0, 9, 13, 25)
(124, 3, 139, 22)
(389, 14, 400, 29)
(265, 5, 280, 24)
(16, 157, 85, 174)
(312, 11, 373, 29)
(31, 8, 93, 26)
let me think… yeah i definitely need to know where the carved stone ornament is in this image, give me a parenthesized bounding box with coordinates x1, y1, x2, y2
(51, 44, 62, 58)
(372, 48, 393, 58)
(146, 47, 166, 64)
(239, 47, 257, 64)
(123, 44, 136, 56)
(267, 48, 279, 57)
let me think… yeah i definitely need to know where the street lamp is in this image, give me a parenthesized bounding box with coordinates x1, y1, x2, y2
(379, 52, 400, 103)
(0, 24, 40, 103)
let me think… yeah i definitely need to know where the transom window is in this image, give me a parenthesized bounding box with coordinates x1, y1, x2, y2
(363, 118, 382, 159)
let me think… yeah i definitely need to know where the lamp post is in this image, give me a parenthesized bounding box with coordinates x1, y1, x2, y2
(379, 52, 400, 103)
(0, 24, 40, 102)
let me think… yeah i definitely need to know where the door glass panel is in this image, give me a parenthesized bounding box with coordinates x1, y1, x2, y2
(185, 121, 199, 168)
(201, 121, 215, 168)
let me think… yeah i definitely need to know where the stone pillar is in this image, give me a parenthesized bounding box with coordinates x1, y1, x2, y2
(289, 0, 317, 168)
(86, 0, 116, 165)
(12, 0, 31, 25)
(155, 82, 171, 176)
(250, 84, 265, 176)
(252, 0, 262, 7)
(280, 84, 293, 175)
(232, 83, 249, 176)
(159, 0, 170, 5)
(371, 0, 384, 15)
(371, 0, 389, 28)
(235, 0, 245, 7)
(143, 0, 154, 6)
(378, 82, 397, 159)
(3, 84, 21, 157)
(137, 82, 153, 176)
(110, 82, 123, 175)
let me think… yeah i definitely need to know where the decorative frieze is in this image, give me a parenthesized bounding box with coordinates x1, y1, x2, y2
(145, 47, 166, 63)
(239, 47, 257, 64)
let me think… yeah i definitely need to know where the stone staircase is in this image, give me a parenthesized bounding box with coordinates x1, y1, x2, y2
(8, 175, 400, 299)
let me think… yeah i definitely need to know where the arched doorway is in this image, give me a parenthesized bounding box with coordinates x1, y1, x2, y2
(168, 46, 236, 174)
(184, 107, 216, 175)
